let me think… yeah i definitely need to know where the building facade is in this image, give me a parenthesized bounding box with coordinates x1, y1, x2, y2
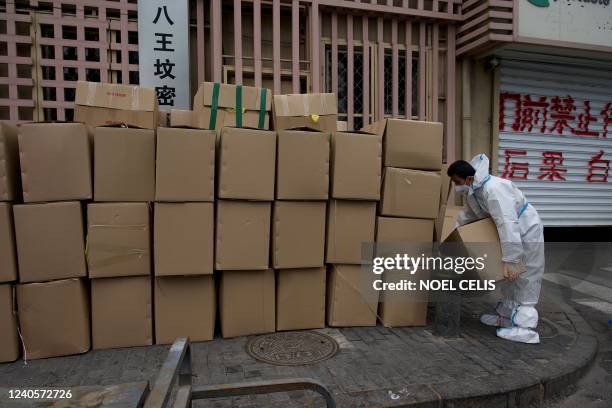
(1, 0, 610, 224)
(459, 0, 612, 226)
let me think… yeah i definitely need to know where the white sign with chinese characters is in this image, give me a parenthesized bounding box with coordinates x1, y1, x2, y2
(518, 0, 612, 49)
(497, 58, 612, 226)
(138, 1, 190, 109)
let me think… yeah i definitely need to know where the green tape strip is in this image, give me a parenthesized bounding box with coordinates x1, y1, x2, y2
(236, 85, 243, 128)
(209, 82, 220, 129)
(258, 88, 267, 129)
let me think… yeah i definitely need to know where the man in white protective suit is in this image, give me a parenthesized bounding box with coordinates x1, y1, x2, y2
(447, 154, 545, 344)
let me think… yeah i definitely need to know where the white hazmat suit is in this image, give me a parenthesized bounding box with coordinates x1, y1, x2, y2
(455, 154, 545, 344)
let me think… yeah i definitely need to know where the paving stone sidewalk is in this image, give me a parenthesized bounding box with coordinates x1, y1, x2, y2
(0, 296, 597, 407)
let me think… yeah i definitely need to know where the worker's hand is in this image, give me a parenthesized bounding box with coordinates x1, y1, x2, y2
(502, 263, 519, 281)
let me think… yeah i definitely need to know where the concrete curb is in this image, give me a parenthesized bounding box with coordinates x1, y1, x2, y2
(408, 302, 599, 408)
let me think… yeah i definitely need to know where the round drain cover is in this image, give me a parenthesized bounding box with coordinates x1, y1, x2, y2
(246, 331, 339, 366)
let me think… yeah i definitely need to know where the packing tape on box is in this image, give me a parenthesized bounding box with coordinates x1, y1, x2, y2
(258, 88, 267, 129)
(86, 243, 148, 269)
(86, 81, 96, 106)
(131, 85, 140, 111)
(209, 82, 221, 129)
(86, 223, 148, 269)
(236, 84, 243, 128)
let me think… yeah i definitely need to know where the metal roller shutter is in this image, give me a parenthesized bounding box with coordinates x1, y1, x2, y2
(497, 56, 612, 226)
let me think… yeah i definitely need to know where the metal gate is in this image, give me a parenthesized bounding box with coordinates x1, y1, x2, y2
(497, 54, 612, 226)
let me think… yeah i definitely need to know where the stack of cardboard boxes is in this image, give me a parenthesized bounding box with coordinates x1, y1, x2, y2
(326, 130, 383, 327)
(81, 82, 158, 350)
(154, 126, 217, 344)
(274, 128, 330, 331)
(215, 123, 277, 338)
(0, 76, 466, 360)
(271, 93, 336, 331)
(365, 119, 443, 327)
(14, 122, 91, 359)
(0, 122, 20, 363)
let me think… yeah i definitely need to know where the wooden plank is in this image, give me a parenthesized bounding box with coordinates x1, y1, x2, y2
(254, 0, 262, 87)
(347, 14, 354, 129)
(405, 20, 412, 118)
(377, 16, 384, 120)
(391, 18, 398, 117)
(234, 0, 243, 84)
(331, 12, 338, 96)
(362, 15, 369, 125)
(310, 0, 320, 92)
(292, 0, 300, 93)
(432, 23, 439, 121)
(273, 0, 281, 93)
(418, 22, 426, 120)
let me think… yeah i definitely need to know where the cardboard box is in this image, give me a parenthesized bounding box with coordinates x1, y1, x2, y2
(331, 131, 382, 200)
(18, 122, 92, 202)
(193, 82, 272, 130)
(154, 276, 215, 344)
(155, 127, 215, 201)
(362, 119, 443, 170)
(87, 203, 151, 279)
(17, 278, 90, 359)
(435, 206, 463, 243)
(0, 284, 19, 362)
(0, 122, 20, 202)
(218, 127, 276, 200)
(158, 111, 169, 127)
(376, 217, 435, 243)
(170, 109, 194, 127)
(326, 200, 376, 264)
(336, 121, 348, 132)
(375, 217, 434, 259)
(380, 168, 441, 219)
(215, 201, 271, 270)
(272, 201, 326, 269)
(276, 129, 330, 200)
(91, 276, 152, 350)
(445, 217, 505, 281)
(0, 203, 17, 283)
(94, 126, 155, 202)
(154, 203, 213, 276)
(219, 270, 275, 338)
(14, 202, 86, 283)
(75, 81, 158, 129)
(276, 267, 326, 331)
(273, 93, 338, 133)
(378, 269, 429, 327)
(327, 265, 379, 327)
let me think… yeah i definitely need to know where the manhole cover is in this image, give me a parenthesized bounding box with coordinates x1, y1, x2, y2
(246, 331, 339, 366)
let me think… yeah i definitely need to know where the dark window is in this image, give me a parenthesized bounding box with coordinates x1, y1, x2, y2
(62, 25, 77, 40)
(41, 45, 54, 59)
(43, 87, 56, 101)
(64, 87, 75, 102)
(85, 48, 100, 62)
(85, 27, 99, 42)
(63, 67, 78, 81)
(129, 71, 139, 85)
(86, 68, 100, 82)
(63, 46, 77, 60)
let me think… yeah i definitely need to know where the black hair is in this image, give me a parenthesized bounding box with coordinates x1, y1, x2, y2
(447, 160, 476, 179)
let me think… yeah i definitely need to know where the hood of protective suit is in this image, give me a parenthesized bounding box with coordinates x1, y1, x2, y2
(469, 154, 491, 189)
